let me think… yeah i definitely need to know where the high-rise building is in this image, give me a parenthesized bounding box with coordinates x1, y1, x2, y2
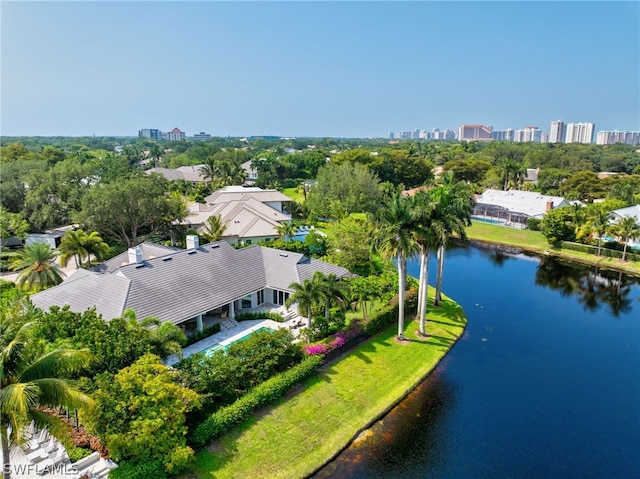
(596, 130, 640, 146)
(504, 129, 514, 142)
(193, 132, 212, 141)
(138, 129, 163, 141)
(549, 120, 565, 143)
(389, 132, 395, 139)
(565, 122, 595, 144)
(514, 125, 541, 143)
(163, 128, 186, 141)
(458, 124, 493, 141)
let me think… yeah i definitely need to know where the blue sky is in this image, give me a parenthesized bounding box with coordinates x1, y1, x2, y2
(2, 1, 638, 138)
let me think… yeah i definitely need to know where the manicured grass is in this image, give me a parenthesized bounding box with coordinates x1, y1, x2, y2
(185, 292, 466, 479)
(466, 221, 640, 276)
(283, 187, 305, 203)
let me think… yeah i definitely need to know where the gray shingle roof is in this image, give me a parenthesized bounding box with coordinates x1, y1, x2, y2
(94, 242, 180, 273)
(31, 242, 349, 325)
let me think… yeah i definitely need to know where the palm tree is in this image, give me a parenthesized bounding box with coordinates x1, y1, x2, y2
(410, 191, 439, 336)
(276, 222, 298, 242)
(286, 279, 320, 328)
(577, 206, 614, 256)
(312, 272, 346, 321)
(373, 194, 420, 340)
(612, 215, 640, 261)
(58, 230, 87, 269)
(432, 176, 473, 307)
(121, 309, 186, 359)
(347, 276, 381, 321)
(1, 298, 94, 479)
(201, 215, 228, 242)
(59, 230, 110, 269)
(499, 158, 527, 190)
(9, 242, 65, 292)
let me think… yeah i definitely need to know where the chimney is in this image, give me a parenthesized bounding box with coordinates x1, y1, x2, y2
(127, 247, 143, 264)
(186, 234, 199, 250)
(546, 201, 554, 210)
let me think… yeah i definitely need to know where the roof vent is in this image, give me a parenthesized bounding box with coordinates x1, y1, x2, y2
(134, 263, 146, 269)
(187, 250, 196, 255)
(279, 253, 288, 257)
(211, 244, 220, 249)
(162, 257, 173, 262)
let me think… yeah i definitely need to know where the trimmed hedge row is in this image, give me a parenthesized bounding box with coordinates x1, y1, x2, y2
(234, 311, 284, 322)
(190, 354, 323, 448)
(560, 241, 640, 262)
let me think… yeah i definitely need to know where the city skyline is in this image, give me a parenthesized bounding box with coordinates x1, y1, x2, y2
(2, 1, 638, 138)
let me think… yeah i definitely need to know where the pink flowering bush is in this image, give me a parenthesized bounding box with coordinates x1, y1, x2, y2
(304, 320, 365, 356)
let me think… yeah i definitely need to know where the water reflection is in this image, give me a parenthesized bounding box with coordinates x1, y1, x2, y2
(312, 366, 457, 479)
(534, 257, 639, 316)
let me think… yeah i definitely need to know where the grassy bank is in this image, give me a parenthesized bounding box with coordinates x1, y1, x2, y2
(184, 292, 466, 479)
(466, 222, 640, 277)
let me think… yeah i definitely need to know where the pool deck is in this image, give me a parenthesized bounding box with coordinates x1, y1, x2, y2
(165, 318, 303, 366)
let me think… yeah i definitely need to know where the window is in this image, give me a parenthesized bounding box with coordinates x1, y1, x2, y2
(257, 290, 264, 305)
(242, 295, 252, 309)
(271, 290, 289, 306)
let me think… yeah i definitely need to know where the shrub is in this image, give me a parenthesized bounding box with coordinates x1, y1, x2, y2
(364, 290, 417, 336)
(190, 355, 323, 448)
(304, 320, 365, 356)
(527, 217, 542, 231)
(66, 446, 93, 463)
(108, 459, 167, 479)
(234, 311, 284, 322)
(185, 323, 221, 346)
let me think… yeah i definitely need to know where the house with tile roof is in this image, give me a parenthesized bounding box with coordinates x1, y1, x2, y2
(184, 186, 294, 245)
(30, 236, 349, 333)
(473, 189, 570, 228)
(147, 165, 208, 184)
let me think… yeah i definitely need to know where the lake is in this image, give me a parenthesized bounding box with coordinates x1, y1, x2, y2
(313, 243, 640, 479)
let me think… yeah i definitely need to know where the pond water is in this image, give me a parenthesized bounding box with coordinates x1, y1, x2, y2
(313, 244, 640, 479)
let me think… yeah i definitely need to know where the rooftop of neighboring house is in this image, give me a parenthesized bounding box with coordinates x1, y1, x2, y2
(475, 189, 569, 218)
(147, 165, 208, 183)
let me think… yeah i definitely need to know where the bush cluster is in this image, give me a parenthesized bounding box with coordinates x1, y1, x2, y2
(190, 355, 323, 448)
(364, 290, 418, 336)
(234, 311, 284, 322)
(304, 320, 365, 355)
(184, 323, 221, 346)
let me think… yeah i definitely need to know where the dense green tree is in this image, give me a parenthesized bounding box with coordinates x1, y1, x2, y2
(442, 158, 493, 184)
(77, 174, 187, 246)
(561, 171, 603, 201)
(0, 207, 29, 241)
(540, 207, 578, 245)
(345, 276, 382, 320)
(498, 158, 527, 190)
(312, 272, 346, 321)
(306, 162, 384, 220)
(326, 217, 375, 275)
(90, 354, 201, 476)
(1, 298, 94, 479)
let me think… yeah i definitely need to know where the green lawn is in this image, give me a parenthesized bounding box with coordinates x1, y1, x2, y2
(466, 221, 640, 276)
(282, 187, 305, 203)
(185, 292, 466, 479)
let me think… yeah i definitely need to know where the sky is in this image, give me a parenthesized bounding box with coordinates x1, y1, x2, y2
(1, 1, 639, 138)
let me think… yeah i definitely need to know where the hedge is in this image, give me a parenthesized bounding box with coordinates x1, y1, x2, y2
(185, 323, 221, 347)
(234, 311, 284, 322)
(363, 289, 418, 336)
(190, 354, 323, 448)
(560, 241, 640, 262)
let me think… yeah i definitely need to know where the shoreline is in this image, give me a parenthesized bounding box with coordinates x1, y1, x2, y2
(463, 223, 640, 278)
(188, 294, 467, 479)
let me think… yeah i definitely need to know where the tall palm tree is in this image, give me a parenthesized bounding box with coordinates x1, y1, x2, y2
(373, 194, 420, 340)
(432, 176, 473, 306)
(410, 191, 439, 336)
(9, 242, 65, 292)
(286, 279, 320, 328)
(612, 215, 640, 261)
(201, 215, 228, 243)
(499, 158, 527, 190)
(577, 206, 614, 256)
(1, 298, 94, 479)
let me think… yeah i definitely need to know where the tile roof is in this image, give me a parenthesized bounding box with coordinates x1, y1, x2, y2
(31, 242, 349, 325)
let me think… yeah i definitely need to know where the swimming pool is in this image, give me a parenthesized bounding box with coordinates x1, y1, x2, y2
(204, 326, 272, 355)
